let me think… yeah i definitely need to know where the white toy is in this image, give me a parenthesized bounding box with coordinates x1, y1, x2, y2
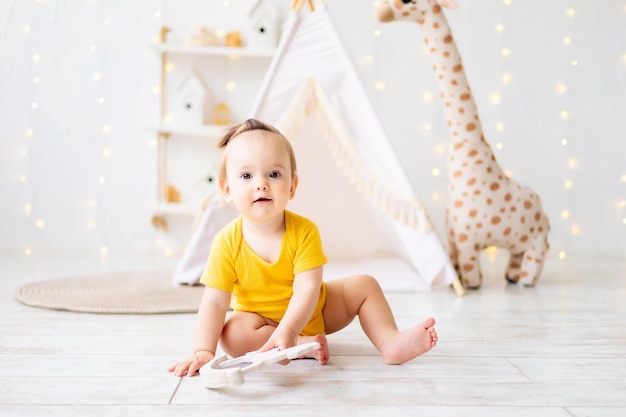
(200, 342, 320, 389)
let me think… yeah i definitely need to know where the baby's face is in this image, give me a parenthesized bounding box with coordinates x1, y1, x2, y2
(220, 130, 297, 223)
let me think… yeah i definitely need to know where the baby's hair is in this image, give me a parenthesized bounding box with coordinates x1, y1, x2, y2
(218, 119, 297, 179)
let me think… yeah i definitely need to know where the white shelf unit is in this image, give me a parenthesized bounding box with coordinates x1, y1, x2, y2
(151, 40, 274, 224)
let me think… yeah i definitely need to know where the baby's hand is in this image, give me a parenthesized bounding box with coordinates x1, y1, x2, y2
(260, 328, 297, 365)
(168, 350, 215, 377)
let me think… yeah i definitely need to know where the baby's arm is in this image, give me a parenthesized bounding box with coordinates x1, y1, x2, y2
(260, 266, 323, 351)
(168, 286, 230, 377)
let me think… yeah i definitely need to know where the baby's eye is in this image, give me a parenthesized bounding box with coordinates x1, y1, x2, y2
(241, 173, 252, 180)
(268, 171, 281, 179)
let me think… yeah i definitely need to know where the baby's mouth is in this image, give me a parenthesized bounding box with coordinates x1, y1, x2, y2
(254, 197, 271, 203)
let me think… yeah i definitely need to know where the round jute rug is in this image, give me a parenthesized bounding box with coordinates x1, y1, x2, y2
(14, 270, 204, 314)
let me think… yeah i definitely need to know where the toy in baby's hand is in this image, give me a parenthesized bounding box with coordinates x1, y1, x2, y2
(376, 0, 550, 289)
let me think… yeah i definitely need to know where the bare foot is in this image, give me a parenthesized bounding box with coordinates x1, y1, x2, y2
(297, 334, 330, 365)
(380, 317, 438, 365)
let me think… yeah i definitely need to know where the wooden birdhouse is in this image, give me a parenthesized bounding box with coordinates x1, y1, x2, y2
(246, 0, 281, 50)
(172, 69, 212, 125)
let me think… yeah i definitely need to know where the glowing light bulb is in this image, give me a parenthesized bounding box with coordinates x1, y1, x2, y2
(566, 8, 576, 18)
(501, 48, 511, 57)
(35, 219, 45, 229)
(560, 110, 570, 120)
(561, 210, 570, 219)
(33, 76, 41, 84)
(555, 84, 567, 94)
(93, 72, 102, 81)
(561, 138, 568, 146)
(373, 29, 382, 36)
(620, 175, 626, 183)
(26, 129, 34, 138)
(564, 180, 573, 189)
(102, 125, 111, 134)
(102, 148, 112, 157)
(101, 246, 108, 255)
(495, 24, 504, 32)
(496, 142, 504, 150)
(98, 97, 105, 104)
(374, 81, 385, 90)
(432, 168, 440, 177)
(226, 81, 235, 90)
(422, 91, 433, 102)
(570, 224, 580, 235)
(503, 0, 513, 6)
(567, 158, 578, 169)
(23, 25, 31, 34)
(32, 53, 41, 63)
(31, 102, 39, 109)
(164, 248, 174, 257)
(489, 92, 501, 105)
(501, 72, 513, 85)
(558, 251, 566, 260)
(25, 247, 32, 256)
(496, 122, 505, 132)
(563, 36, 572, 45)
(431, 193, 440, 201)
(365, 55, 373, 62)
(98, 176, 106, 184)
(165, 63, 174, 72)
(23, 204, 32, 215)
(434, 145, 445, 155)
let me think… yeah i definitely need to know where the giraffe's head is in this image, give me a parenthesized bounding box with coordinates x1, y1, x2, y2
(375, 0, 458, 24)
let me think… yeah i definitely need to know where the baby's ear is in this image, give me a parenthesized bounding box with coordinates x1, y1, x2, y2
(219, 178, 232, 202)
(290, 174, 299, 199)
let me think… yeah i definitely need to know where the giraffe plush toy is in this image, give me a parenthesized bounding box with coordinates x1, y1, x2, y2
(376, 0, 550, 289)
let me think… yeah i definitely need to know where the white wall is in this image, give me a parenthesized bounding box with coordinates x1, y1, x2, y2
(1, 0, 624, 259)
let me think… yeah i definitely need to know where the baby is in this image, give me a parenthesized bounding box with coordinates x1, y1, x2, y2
(169, 119, 437, 377)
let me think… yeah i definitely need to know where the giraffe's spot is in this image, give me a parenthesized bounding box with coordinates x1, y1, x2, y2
(486, 166, 492, 173)
(444, 35, 453, 44)
(453, 64, 463, 73)
(433, 22, 440, 29)
(535, 211, 542, 221)
(504, 227, 512, 236)
(521, 216, 526, 223)
(469, 209, 478, 218)
(460, 93, 471, 101)
(453, 170, 463, 178)
(466, 123, 476, 131)
(451, 79, 458, 86)
(487, 232, 492, 239)
(453, 142, 465, 150)
(487, 198, 493, 205)
(491, 216, 501, 225)
(468, 150, 478, 157)
(462, 263, 474, 272)
(524, 200, 533, 209)
(454, 200, 464, 208)
(504, 193, 512, 202)
(458, 233, 468, 242)
(474, 190, 481, 195)
(476, 222, 483, 228)
(433, 4, 442, 14)
(443, 51, 450, 58)
(521, 271, 529, 278)
(475, 159, 484, 165)
(467, 178, 476, 186)
(490, 182, 500, 191)
(510, 206, 517, 212)
(520, 235, 529, 243)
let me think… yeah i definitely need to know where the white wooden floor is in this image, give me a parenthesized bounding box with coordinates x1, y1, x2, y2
(1, 250, 625, 417)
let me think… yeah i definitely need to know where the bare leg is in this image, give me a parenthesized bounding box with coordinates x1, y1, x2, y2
(220, 311, 277, 357)
(221, 311, 330, 365)
(323, 275, 438, 365)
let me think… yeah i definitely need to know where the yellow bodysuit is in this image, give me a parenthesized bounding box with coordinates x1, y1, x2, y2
(200, 210, 328, 336)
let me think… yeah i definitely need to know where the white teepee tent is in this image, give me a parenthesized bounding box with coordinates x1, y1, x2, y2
(174, 1, 457, 291)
